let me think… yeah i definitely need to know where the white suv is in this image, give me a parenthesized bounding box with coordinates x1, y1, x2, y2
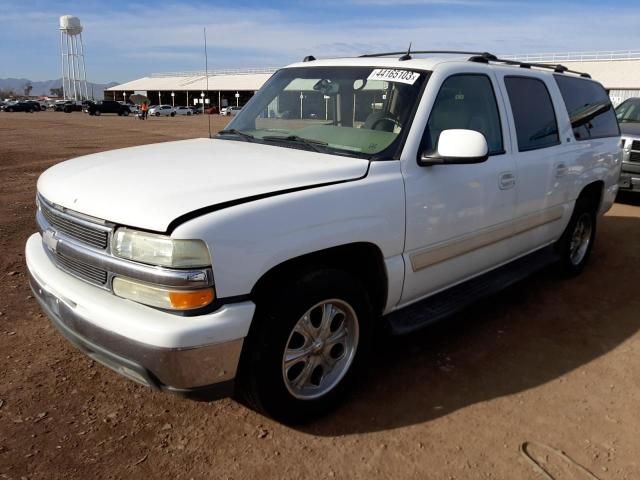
(26, 51, 621, 424)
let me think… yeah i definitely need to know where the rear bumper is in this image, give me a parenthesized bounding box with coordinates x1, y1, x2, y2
(26, 233, 255, 397)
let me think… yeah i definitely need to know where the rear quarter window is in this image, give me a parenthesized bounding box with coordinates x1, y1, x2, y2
(554, 75, 619, 141)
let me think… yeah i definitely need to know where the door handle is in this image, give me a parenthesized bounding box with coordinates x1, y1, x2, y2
(555, 163, 568, 177)
(499, 172, 516, 190)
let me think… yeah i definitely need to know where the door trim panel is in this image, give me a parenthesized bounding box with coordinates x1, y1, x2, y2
(410, 205, 564, 272)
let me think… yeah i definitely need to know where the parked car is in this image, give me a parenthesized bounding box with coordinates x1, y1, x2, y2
(53, 100, 84, 113)
(174, 106, 193, 116)
(205, 106, 219, 115)
(615, 98, 640, 193)
(220, 105, 242, 116)
(1, 101, 36, 112)
(24, 100, 44, 111)
(149, 105, 176, 117)
(26, 51, 621, 424)
(85, 100, 131, 116)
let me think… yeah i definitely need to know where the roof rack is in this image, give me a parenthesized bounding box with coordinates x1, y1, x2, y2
(468, 52, 592, 78)
(358, 50, 592, 78)
(360, 50, 492, 58)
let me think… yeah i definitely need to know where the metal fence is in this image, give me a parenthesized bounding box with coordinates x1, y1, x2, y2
(151, 68, 278, 78)
(501, 50, 640, 63)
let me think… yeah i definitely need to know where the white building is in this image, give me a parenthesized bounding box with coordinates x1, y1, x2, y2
(105, 68, 276, 108)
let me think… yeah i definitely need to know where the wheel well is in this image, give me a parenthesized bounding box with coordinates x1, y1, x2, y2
(251, 243, 388, 316)
(578, 181, 604, 212)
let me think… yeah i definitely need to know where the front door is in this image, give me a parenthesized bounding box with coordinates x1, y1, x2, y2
(400, 70, 517, 305)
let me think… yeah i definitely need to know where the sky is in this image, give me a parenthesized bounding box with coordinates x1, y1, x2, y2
(0, 0, 639, 83)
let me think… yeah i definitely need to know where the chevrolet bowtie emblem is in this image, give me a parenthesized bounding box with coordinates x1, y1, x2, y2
(43, 229, 59, 253)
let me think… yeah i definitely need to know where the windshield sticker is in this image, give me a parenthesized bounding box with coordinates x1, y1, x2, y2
(367, 69, 420, 85)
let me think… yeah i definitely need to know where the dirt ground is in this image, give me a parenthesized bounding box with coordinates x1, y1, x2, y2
(1, 111, 639, 480)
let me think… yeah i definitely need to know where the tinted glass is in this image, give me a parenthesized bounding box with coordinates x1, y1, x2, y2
(505, 76, 560, 152)
(555, 75, 619, 140)
(424, 74, 503, 155)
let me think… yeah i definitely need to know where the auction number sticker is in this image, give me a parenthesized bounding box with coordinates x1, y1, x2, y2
(367, 69, 420, 85)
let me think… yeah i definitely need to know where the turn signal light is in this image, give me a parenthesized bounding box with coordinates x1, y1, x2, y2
(169, 289, 215, 309)
(113, 277, 215, 311)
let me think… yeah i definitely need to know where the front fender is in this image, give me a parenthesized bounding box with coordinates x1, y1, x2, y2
(172, 161, 406, 299)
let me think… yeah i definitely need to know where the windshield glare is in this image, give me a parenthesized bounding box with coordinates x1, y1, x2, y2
(224, 66, 427, 158)
(615, 99, 640, 123)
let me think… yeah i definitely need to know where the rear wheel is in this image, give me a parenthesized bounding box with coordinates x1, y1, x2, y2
(239, 269, 372, 424)
(556, 196, 597, 275)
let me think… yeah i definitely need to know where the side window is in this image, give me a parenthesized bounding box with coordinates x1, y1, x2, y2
(554, 75, 619, 140)
(504, 76, 560, 152)
(424, 74, 504, 155)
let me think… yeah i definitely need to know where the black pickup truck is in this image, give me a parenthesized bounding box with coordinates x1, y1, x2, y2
(85, 101, 131, 116)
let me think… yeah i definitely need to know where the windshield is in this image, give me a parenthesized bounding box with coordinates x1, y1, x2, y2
(221, 66, 428, 159)
(616, 99, 640, 123)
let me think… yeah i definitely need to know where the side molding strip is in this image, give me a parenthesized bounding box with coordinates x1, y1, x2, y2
(410, 205, 565, 272)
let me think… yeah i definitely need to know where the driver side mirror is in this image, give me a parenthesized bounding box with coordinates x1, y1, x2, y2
(420, 129, 489, 166)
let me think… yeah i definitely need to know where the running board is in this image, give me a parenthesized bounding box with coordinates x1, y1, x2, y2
(386, 247, 559, 336)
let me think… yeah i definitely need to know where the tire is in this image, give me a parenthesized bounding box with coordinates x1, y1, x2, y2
(555, 196, 597, 276)
(94, 110, 101, 116)
(7, 107, 14, 112)
(123, 110, 129, 116)
(170, 112, 176, 117)
(238, 268, 373, 424)
(155, 112, 160, 117)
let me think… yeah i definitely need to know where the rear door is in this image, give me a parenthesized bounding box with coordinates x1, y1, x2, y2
(495, 72, 571, 254)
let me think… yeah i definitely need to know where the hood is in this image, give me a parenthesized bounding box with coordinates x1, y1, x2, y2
(38, 138, 369, 232)
(620, 122, 640, 137)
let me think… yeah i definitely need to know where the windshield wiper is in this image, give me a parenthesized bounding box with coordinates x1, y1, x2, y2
(262, 135, 328, 153)
(217, 129, 256, 141)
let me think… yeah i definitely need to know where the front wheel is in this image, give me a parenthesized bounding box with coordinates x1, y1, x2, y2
(238, 269, 372, 424)
(555, 197, 597, 275)
(94, 110, 101, 116)
(123, 110, 129, 116)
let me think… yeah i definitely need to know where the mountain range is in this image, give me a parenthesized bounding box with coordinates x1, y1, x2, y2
(0, 78, 119, 99)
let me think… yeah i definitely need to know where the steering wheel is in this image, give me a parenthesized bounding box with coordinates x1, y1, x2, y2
(369, 115, 399, 132)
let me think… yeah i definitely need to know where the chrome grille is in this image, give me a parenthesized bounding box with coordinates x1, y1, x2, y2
(632, 140, 640, 151)
(631, 151, 640, 163)
(40, 198, 109, 250)
(54, 251, 108, 286)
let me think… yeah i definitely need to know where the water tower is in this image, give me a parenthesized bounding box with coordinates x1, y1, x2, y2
(59, 15, 89, 100)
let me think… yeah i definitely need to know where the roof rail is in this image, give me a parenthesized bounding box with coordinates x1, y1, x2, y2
(359, 50, 494, 58)
(359, 50, 592, 78)
(468, 52, 592, 78)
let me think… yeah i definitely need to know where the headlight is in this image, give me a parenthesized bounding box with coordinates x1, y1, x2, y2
(113, 228, 211, 268)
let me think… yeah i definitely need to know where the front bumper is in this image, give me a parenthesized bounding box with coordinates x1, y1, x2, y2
(619, 161, 640, 191)
(26, 233, 255, 397)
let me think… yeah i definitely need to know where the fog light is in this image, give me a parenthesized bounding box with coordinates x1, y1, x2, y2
(113, 277, 215, 310)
